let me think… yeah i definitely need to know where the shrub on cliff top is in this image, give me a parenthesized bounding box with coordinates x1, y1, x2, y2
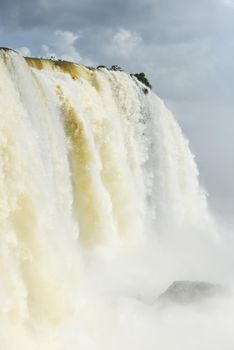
(132, 72, 152, 89)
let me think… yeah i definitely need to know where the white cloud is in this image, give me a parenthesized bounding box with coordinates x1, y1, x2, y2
(41, 30, 81, 62)
(220, 0, 234, 7)
(40, 30, 94, 65)
(111, 28, 142, 57)
(17, 46, 32, 56)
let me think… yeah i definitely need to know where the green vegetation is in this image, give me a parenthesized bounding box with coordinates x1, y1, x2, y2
(97, 65, 107, 69)
(96, 64, 124, 71)
(0, 47, 17, 53)
(110, 65, 123, 71)
(131, 72, 152, 94)
(96, 64, 152, 95)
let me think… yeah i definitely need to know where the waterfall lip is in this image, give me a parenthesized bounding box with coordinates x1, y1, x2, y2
(25, 56, 77, 64)
(24, 56, 84, 69)
(24, 56, 90, 80)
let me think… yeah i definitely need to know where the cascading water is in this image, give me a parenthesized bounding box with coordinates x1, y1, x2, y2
(0, 49, 232, 350)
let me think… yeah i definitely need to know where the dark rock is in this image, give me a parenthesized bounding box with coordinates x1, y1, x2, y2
(158, 281, 223, 304)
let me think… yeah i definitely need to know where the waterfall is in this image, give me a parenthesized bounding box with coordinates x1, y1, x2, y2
(0, 49, 223, 350)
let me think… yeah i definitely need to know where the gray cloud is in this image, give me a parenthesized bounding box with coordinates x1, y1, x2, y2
(0, 0, 229, 34)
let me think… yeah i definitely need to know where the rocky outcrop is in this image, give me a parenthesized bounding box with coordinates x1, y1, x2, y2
(158, 281, 223, 304)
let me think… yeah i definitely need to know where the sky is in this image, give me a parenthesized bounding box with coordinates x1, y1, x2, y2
(0, 0, 233, 224)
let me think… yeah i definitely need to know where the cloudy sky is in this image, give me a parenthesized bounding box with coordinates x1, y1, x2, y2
(0, 0, 233, 223)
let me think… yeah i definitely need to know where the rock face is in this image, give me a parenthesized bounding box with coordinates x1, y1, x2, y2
(158, 281, 222, 304)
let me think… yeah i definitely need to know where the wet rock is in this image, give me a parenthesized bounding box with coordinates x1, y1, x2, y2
(158, 281, 223, 304)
